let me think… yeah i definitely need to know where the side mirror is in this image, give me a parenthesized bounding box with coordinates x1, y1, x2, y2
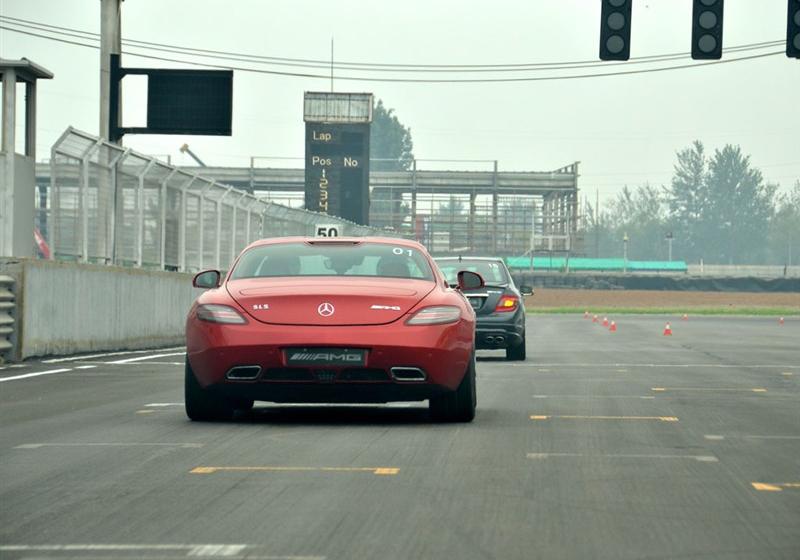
(193, 269, 221, 289)
(457, 270, 485, 291)
(520, 285, 534, 296)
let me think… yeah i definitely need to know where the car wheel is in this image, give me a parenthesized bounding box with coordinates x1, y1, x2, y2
(185, 358, 234, 421)
(429, 353, 476, 423)
(506, 334, 526, 361)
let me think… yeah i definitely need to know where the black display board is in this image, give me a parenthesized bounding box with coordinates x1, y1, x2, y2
(304, 122, 370, 225)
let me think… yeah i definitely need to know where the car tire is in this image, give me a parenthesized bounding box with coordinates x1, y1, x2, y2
(506, 335, 526, 361)
(185, 358, 234, 421)
(429, 353, 476, 423)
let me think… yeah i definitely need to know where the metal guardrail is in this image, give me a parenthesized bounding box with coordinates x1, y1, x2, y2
(44, 128, 392, 272)
(0, 275, 15, 361)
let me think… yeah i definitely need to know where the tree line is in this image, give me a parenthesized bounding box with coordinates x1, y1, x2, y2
(584, 141, 799, 265)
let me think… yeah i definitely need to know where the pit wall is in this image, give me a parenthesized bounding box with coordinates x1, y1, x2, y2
(0, 258, 200, 360)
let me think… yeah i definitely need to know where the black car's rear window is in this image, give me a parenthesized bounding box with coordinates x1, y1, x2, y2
(231, 242, 434, 281)
(437, 260, 509, 285)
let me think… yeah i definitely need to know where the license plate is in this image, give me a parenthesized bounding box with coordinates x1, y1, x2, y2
(285, 348, 366, 366)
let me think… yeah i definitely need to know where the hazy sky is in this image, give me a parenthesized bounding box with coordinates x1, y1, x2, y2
(2, 0, 798, 203)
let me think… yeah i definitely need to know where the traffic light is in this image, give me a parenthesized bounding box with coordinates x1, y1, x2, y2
(692, 0, 725, 59)
(599, 0, 633, 61)
(788, 0, 800, 58)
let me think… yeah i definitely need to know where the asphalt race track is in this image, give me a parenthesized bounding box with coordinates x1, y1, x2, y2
(1, 316, 799, 560)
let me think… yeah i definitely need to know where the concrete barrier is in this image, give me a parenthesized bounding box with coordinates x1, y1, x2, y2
(0, 258, 200, 360)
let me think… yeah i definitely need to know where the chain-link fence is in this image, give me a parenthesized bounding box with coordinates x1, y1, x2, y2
(43, 128, 391, 272)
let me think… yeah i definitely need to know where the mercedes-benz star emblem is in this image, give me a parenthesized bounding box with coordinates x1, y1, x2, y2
(317, 302, 335, 317)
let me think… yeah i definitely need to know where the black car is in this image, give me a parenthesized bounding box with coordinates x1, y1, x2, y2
(435, 257, 532, 361)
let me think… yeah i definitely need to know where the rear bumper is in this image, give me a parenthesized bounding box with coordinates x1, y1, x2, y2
(475, 312, 525, 349)
(186, 317, 474, 399)
(208, 381, 451, 404)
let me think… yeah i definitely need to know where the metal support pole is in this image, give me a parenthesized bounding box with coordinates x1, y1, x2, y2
(79, 155, 90, 263)
(197, 183, 213, 270)
(411, 159, 418, 240)
(178, 177, 195, 272)
(136, 160, 155, 267)
(107, 147, 129, 265)
(491, 160, 499, 253)
(245, 201, 253, 244)
(48, 145, 58, 258)
(215, 186, 233, 270)
(468, 191, 476, 251)
(159, 169, 177, 270)
(231, 192, 247, 261)
(79, 140, 104, 263)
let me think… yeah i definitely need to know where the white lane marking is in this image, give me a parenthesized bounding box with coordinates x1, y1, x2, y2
(510, 363, 798, 369)
(0, 544, 323, 559)
(0, 368, 71, 383)
(743, 435, 800, 440)
(42, 347, 184, 363)
(145, 402, 184, 407)
(527, 452, 718, 462)
(73, 365, 97, 370)
(532, 394, 656, 399)
(705, 434, 800, 441)
(188, 544, 247, 557)
(14, 442, 203, 449)
(108, 352, 185, 364)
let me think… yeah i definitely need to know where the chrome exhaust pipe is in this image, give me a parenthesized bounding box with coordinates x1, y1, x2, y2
(226, 365, 262, 380)
(390, 367, 427, 382)
(486, 335, 495, 343)
(495, 336, 505, 344)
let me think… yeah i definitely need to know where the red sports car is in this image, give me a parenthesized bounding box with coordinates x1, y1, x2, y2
(185, 237, 483, 422)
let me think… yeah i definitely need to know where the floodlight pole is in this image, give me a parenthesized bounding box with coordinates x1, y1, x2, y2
(100, 0, 122, 143)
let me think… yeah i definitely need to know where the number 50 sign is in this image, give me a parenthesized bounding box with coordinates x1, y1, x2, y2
(315, 224, 341, 238)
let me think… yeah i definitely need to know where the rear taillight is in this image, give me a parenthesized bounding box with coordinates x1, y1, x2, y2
(406, 306, 462, 325)
(495, 295, 519, 312)
(196, 304, 247, 324)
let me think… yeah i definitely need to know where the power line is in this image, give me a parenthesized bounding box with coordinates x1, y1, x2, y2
(1, 24, 785, 84)
(0, 14, 785, 73)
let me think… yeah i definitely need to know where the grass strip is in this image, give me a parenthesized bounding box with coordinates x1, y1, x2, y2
(526, 307, 799, 316)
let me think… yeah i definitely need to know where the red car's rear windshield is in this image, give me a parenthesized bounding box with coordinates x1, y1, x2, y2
(230, 242, 434, 281)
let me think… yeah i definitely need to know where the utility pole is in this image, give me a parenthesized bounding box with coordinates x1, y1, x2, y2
(100, 0, 122, 142)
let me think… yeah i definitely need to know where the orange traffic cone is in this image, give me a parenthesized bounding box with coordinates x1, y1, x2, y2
(592, 314, 598, 323)
(779, 317, 784, 325)
(663, 322, 673, 336)
(682, 313, 688, 321)
(609, 321, 617, 332)
(602, 317, 609, 327)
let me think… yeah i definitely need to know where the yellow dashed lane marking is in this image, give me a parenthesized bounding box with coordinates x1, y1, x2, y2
(651, 387, 767, 393)
(530, 415, 678, 422)
(190, 466, 399, 476)
(752, 482, 800, 492)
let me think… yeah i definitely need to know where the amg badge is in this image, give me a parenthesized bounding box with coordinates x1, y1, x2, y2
(286, 348, 366, 366)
